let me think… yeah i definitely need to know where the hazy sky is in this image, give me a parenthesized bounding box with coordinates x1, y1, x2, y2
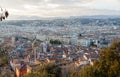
(0, 0, 120, 19)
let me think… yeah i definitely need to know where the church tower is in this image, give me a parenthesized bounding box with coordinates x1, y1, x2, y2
(32, 35, 37, 62)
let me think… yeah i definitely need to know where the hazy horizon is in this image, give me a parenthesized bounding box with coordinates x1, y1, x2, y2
(1, 0, 120, 20)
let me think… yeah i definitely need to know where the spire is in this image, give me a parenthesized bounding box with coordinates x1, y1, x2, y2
(32, 34, 37, 62)
(32, 35, 37, 48)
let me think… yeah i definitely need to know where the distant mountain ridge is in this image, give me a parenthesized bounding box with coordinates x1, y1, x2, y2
(8, 15, 120, 20)
(1, 15, 120, 27)
(70, 15, 120, 19)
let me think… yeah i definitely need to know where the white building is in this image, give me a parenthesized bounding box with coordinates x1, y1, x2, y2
(43, 40, 47, 53)
(11, 36, 15, 46)
(70, 36, 78, 45)
(78, 39, 91, 47)
(0, 36, 4, 43)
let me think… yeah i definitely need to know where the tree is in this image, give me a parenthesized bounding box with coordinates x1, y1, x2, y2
(24, 63, 61, 77)
(80, 41, 120, 77)
(70, 69, 80, 77)
(50, 39, 62, 45)
(0, 47, 9, 67)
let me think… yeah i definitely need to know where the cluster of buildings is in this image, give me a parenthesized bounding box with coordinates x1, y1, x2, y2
(0, 33, 118, 77)
(0, 24, 120, 77)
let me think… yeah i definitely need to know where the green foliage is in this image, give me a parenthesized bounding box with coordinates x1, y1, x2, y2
(24, 71, 48, 77)
(0, 47, 10, 77)
(50, 39, 62, 45)
(70, 69, 80, 77)
(0, 56, 8, 66)
(24, 63, 61, 77)
(0, 47, 8, 67)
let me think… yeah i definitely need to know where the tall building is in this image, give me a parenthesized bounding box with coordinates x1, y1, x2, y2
(43, 40, 47, 53)
(11, 36, 15, 46)
(32, 35, 37, 61)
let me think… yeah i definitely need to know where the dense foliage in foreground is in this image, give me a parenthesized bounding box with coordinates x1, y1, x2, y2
(24, 63, 61, 77)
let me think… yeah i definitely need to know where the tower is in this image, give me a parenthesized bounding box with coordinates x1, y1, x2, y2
(43, 40, 47, 53)
(32, 35, 37, 62)
(11, 36, 15, 46)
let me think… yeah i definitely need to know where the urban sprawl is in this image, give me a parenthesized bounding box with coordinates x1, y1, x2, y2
(0, 20, 120, 77)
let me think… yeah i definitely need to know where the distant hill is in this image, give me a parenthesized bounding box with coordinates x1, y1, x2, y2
(8, 15, 120, 20)
(70, 15, 120, 19)
(1, 15, 120, 26)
